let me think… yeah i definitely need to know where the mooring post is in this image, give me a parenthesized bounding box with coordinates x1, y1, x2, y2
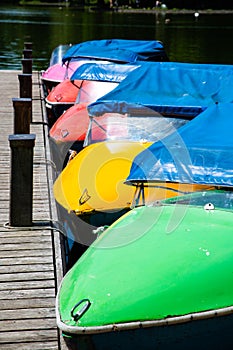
(18, 74, 32, 98)
(24, 42, 33, 50)
(12, 97, 32, 134)
(9, 134, 36, 227)
(22, 58, 32, 74)
(23, 49, 33, 59)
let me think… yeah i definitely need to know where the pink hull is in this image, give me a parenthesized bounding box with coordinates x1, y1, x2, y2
(41, 61, 87, 83)
(49, 103, 89, 142)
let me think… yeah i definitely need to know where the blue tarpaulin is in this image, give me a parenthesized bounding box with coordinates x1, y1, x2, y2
(70, 63, 140, 83)
(62, 39, 168, 63)
(88, 62, 233, 117)
(126, 103, 233, 188)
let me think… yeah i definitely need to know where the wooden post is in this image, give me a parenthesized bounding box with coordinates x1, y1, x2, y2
(18, 74, 32, 98)
(24, 42, 33, 50)
(12, 97, 32, 134)
(23, 49, 33, 59)
(9, 134, 36, 227)
(22, 58, 32, 74)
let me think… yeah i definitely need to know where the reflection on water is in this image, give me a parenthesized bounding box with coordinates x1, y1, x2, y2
(0, 5, 233, 70)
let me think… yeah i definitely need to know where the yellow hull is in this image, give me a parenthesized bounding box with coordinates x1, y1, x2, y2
(53, 141, 151, 213)
(53, 141, 211, 215)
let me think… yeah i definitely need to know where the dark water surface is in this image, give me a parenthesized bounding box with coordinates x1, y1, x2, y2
(0, 5, 233, 70)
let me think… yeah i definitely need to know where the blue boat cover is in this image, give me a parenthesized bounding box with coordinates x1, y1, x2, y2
(126, 103, 233, 188)
(88, 62, 233, 117)
(70, 63, 140, 83)
(62, 39, 168, 63)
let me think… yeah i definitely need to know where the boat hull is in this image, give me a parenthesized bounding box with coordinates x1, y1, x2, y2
(53, 141, 152, 214)
(62, 311, 233, 350)
(41, 60, 88, 95)
(57, 197, 233, 348)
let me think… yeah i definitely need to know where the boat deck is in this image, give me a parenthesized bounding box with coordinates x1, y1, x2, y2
(0, 70, 69, 349)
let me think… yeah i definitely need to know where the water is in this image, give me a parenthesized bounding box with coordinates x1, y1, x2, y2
(0, 5, 233, 70)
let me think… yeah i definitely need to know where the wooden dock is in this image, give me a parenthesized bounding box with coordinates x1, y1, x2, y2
(0, 70, 69, 349)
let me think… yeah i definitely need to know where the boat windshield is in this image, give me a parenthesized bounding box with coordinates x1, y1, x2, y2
(49, 44, 71, 67)
(162, 190, 233, 211)
(76, 81, 119, 104)
(84, 109, 189, 146)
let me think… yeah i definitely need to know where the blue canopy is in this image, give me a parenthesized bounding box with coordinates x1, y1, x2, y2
(88, 62, 233, 117)
(70, 63, 139, 83)
(62, 39, 168, 63)
(126, 103, 233, 188)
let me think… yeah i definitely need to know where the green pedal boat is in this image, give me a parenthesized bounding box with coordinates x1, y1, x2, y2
(56, 189, 233, 349)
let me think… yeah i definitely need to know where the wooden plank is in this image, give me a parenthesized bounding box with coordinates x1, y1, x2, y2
(0, 249, 53, 258)
(0, 236, 51, 244)
(0, 230, 51, 237)
(0, 288, 55, 300)
(0, 342, 59, 350)
(0, 280, 55, 291)
(0, 243, 53, 251)
(0, 264, 55, 274)
(0, 256, 53, 265)
(0, 329, 58, 343)
(0, 317, 57, 332)
(0, 297, 56, 310)
(0, 271, 55, 282)
(0, 307, 56, 320)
